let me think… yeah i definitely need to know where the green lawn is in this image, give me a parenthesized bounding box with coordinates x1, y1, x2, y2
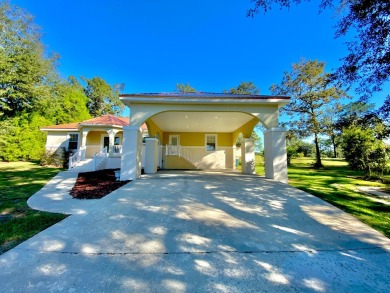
(255, 156, 390, 238)
(0, 162, 67, 255)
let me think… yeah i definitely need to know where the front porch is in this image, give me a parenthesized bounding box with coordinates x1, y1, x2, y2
(68, 128, 125, 170)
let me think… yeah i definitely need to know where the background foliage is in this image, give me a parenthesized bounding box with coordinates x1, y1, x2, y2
(0, 1, 117, 162)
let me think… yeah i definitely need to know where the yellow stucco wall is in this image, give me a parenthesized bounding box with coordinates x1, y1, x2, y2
(86, 131, 106, 145)
(162, 132, 233, 147)
(232, 117, 259, 144)
(218, 133, 233, 146)
(145, 118, 163, 141)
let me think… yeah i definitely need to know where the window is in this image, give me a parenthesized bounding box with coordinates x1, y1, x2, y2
(206, 134, 217, 151)
(169, 135, 180, 146)
(102, 136, 122, 151)
(68, 134, 79, 150)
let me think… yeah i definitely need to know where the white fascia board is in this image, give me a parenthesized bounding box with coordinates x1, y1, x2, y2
(120, 97, 290, 106)
(40, 128, 78, 132)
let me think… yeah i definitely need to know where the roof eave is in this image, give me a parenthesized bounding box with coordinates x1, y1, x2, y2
(79, 123, 126, 128)
(40, 128, 79, 132)
(120, 96, 290, 106)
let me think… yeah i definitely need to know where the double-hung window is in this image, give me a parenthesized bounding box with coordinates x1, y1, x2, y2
(68, 133, 79, 150)
(205, 134, 217, 151)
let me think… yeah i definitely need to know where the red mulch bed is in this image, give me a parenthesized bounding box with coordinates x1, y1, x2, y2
(70, 169, 130, 199)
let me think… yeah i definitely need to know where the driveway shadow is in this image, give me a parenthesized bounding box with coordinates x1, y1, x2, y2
(1, 170, 389, 292)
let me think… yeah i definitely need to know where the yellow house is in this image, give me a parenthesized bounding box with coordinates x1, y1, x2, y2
(41, 115, 148, 169)
(119, 92, 290, 183)
(41, 93, 290, 183)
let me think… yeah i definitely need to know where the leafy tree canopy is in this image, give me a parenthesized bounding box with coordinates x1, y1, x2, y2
(341, 126, 388, 180)
(82, 76, 124, 117)
(226, 81, 260, 95)
(0, 0, 57, 118)
(248, 0, 390, 104)
(335, 101, 389, 139)
(175, 83, 196, 93)
(271, 59, 348, 167)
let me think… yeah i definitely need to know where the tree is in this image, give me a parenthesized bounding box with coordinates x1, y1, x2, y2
(235, 132, 263, 153)
(0, 1, 57, 118)
(248, 1, 390, 104)
(341, 126, 388, 180)
(271, 59, 347, 168)
(0, 113, 50, 161)
(53, 82, 91, 124)
(175, 83, 196, 93)
(224, 81, 265, 135)
(226, 81, 260, 95)
(322, 102, 344, 158)
(335, 101, 389, 139)
(0, 79, 91, 162)
(82, 77, 124, 117)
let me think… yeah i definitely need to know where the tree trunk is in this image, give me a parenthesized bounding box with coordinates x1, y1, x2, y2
(331, 135, 337, 158)
(314, 133, 323, 168)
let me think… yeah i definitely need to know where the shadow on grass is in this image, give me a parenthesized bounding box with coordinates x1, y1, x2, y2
(288, 158, 390, 238)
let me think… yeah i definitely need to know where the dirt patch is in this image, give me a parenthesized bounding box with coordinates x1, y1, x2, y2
(70, 169, 130, 199)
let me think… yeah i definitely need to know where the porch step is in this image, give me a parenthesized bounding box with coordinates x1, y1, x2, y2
(69, 158, 95, 172)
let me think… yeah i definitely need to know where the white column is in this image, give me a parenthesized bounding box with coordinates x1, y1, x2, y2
(107, 129, 118, 157)
(144, 138, 158, 174)
(241, 138, 255, 174)
(264, 128, 288, 183)
(81, 130, 88, 148)
(120, 126, 142, 181)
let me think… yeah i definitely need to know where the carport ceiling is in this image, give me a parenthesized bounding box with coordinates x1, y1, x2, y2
(149, 111, 255, 132)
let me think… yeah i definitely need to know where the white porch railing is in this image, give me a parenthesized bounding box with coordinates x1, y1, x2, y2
(162, 146, 229, 169)
(68, 146, 86, 170)
(94, 148, 108, 171)
(179, 146, 205, 168)
(111, 145, 122, 157)
(166, 144, 181, 156)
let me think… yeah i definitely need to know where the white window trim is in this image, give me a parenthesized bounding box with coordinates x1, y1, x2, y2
(67, 132, 80, 150)
(169, 134, 180, 146)
(100, 134, 123, 148)
(205, 134, 217, 152)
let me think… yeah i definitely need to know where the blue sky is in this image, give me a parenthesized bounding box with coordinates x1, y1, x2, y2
(13, 0, 388, 109)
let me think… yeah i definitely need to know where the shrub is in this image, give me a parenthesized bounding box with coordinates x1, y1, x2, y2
(341, 126, 388, 180)
(40, 147, 68, 168)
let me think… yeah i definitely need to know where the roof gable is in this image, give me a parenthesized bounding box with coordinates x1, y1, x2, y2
(79, 114, 129, 127)
(40, 122, 79, 131)
(41, 115, 130, 131)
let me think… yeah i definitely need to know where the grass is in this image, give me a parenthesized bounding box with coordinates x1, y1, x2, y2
(254, 156, 390, 238)
(0, 162, 67, 255)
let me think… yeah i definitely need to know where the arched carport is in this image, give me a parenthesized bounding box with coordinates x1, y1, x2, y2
(119, 93, 290, 183)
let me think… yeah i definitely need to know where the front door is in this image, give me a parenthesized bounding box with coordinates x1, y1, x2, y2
(169, 135, 180, 146)
(168, 135, 180, 155)
(103, 137, 109, 151)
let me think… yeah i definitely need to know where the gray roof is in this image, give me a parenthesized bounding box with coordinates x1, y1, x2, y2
(120, 92, 290, 100)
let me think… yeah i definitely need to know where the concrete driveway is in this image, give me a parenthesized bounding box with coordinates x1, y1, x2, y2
(1, 171, 389, 292)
